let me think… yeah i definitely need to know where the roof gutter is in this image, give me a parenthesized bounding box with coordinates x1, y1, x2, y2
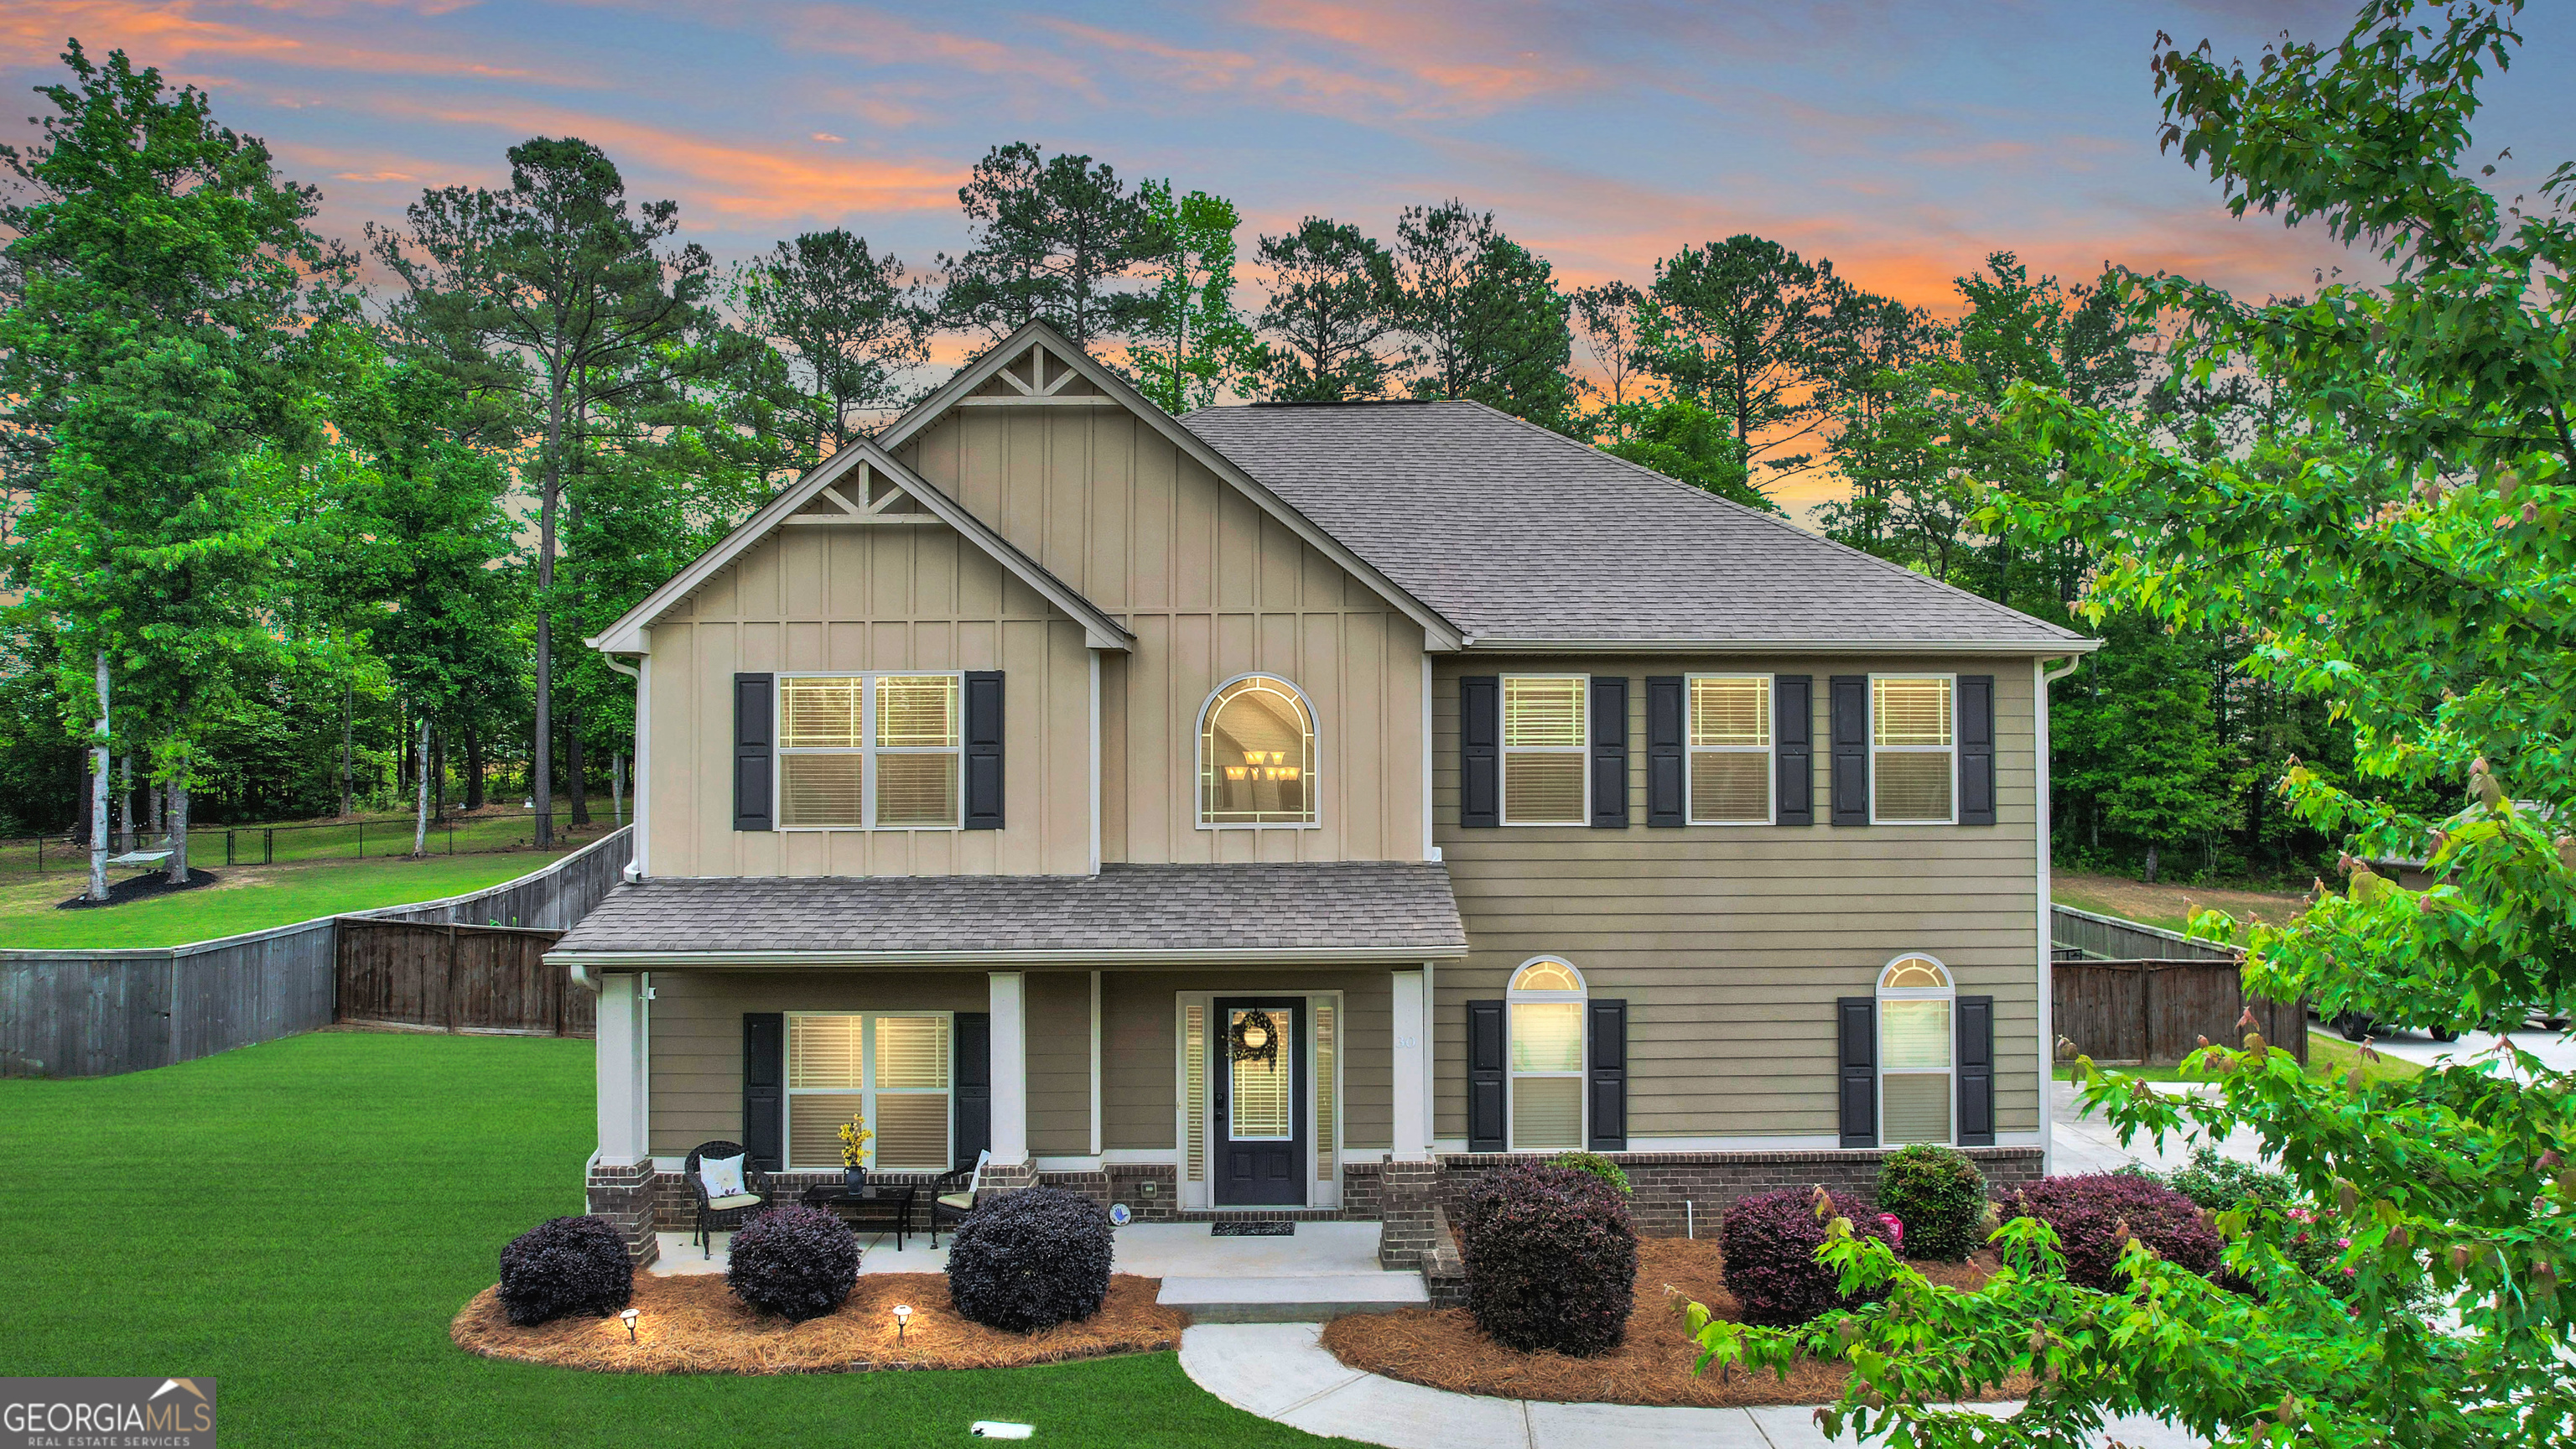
(1459, 637, 2106, 656)
(544, 943, 1472, 969)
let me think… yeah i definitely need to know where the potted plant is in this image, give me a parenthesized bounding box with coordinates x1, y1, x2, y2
(839, 1114, 873, 1193)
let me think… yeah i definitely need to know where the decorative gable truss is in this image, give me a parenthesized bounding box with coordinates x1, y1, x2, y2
(586, 434, 1135, 655)
(955, 344, 1123, 408)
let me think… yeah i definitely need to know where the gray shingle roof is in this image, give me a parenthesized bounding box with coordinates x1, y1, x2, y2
(548, 861, 1465, 958)
(1182, 400, 2087, 651)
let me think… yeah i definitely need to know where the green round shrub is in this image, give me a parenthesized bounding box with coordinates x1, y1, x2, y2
(1547, 1150, 1632, 1196)
(1874, 1145, 1989, 1262)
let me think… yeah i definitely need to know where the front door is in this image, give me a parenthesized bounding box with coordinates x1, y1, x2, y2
(1213, 998, 1306, 1206)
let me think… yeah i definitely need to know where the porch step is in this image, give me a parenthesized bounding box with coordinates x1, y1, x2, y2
(1157, 1273, 1429, 1324)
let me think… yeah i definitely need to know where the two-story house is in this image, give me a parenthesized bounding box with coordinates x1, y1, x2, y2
(551, 321, 2094, 1264)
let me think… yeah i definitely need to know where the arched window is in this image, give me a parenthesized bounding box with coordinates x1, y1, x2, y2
(1199, 676, 1317, 827)
(1509, 958, 1586, 1150)
(1877, 955, 1954, 1145)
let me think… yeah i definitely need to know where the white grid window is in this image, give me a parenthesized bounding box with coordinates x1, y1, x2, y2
(1689, 675, 1772, 823)
(1871, 676, 1955, 824)
(1508, 958, 1586, 1150)
(1501, 675, 1587, 826)
(1200, 675, 1318, 827)
(776, 673, 962, 829)
(1876, 956, 1954, 1145)
(786, 1012, 954, 1171)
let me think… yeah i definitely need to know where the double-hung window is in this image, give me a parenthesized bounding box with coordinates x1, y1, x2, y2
(786, 1012, 954, 1171)
(1688, 675, 1771, 823)
(1508, 959, 1587, 1150)
(776, 673, 962, 828)
(1876, 958, 1954, 1145)
(1500, 675, 1587, 825)
(1871, 675, 1955, 824)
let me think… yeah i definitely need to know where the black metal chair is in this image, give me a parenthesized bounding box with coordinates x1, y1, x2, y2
(684, 1140, 771, 1259)
(927, 1150, 990, 1248)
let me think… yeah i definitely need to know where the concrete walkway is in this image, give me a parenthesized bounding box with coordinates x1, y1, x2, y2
(1179, 1322, 2204, 1449)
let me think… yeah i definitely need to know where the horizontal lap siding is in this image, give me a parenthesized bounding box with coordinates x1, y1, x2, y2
(1433, 656, 2043, 1145)
(1098, 969, 1394, 1152)
(1026, 970, 1093, 1155)
(646, 969, 988, 1157)
(902, 409, 1427, 866)
(647, 523, 1094, 877)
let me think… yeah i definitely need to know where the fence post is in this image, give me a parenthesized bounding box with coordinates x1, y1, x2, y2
(265, 828, 273, 865)
(444, 923, 461, 1034)
(356, 820, 363, 860)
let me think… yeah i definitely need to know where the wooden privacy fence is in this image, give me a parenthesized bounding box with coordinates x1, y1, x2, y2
(2054, 958, 2308, 1066)
(1, 826, 627, 1078)
(2051, 903, 2240, 963)
(335, 921, 594, 1037)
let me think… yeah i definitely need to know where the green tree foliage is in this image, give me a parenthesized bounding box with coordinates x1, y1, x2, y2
(1635, 235, 1877, 482)
(371, 137, 710, 841)
(1596, 397, 1778, 513)
(1248, 217, 1403, 402)
(1127, 182, 1256, 415)
(732, 228, 929, 464)
(0, 43, 352, 884)
(1686, 7, 2576, 1446)
(2050, 614, 2245, 881)
(1570, 280, 1647, 416)
(1394, 200, 1576, 429)
(938, 143, 1154, 347)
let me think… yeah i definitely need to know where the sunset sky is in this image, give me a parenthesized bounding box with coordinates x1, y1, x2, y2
(7, 0, 2568, 510)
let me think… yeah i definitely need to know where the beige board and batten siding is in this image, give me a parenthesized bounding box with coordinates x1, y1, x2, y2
(646, 968, 989, 1158)
(1431, 657, 2043, 1145)
(897, 377, 1429, 866)
(1098, 969, 1394, 1154)
(642, 518, 1096, 877)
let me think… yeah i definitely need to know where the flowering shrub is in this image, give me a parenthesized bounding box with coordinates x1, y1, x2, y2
(945, 1187, 1114, 1332)
(1719, 1187, 1896, 1327)
(2012, 1174, 2222, 1290)
(1459, 1160, 1637, 1354)
(726, 1205, 860, 1322)
(497, 1215, 634, 1327)
(1873, 1145, 1989, 1261)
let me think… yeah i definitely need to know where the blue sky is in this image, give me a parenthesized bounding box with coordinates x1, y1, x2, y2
(6, 1, 2568, 507)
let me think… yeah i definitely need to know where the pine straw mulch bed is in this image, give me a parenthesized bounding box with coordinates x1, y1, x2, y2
(1322, 1238, 2031, 1408)
(452, 1270, 1185, 1374)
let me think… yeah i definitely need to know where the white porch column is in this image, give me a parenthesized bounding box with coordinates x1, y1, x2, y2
(594, 971, 648, 1166)
(989, 970, 1030, 1166)
(1390, 969, 1430, 1161)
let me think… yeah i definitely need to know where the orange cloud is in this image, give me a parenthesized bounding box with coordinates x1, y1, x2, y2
(1236, 0, 1588, 110)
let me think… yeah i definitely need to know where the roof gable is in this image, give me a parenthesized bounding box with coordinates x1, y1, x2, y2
(587, 435, 1134, 654)
(875, 322, 1466, 652)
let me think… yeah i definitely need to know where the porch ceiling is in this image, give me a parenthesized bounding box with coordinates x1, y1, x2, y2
(546, 861, 1466, 965)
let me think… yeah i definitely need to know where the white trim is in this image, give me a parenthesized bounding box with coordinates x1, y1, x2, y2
(1462, 638, 2103, 656)
(1088, 969, 1104, 1158)
(1867, 673, 1960, 826)
(871, 322, 1466, 652)
(772, 671, 964, 832)
(587, 439, 1134, 655)
(549, 943, 1471, 968)
(1036, 1156, 1107, 1172)
(1390, 970, 1428, 1161)
(1419, 656, 1440, 862)
(1505, 955, 1588, 1153)
(1684, 672, 1775, 826)
(594, 973, 647, 1166)
(633, 652, 652, 876)
(2037, 654, 2080, 1173)
(1088, 652, 1104, 873)
(1499, 673, 1590, 827)
(1875, 953, 1957, 1148)
(1193, 673, 1322, 830)
(988, 973, 1029, 1166)
(1102, 1148, 1182, 1166)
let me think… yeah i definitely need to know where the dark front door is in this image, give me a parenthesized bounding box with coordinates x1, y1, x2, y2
(1213, 998, 1306, 1206)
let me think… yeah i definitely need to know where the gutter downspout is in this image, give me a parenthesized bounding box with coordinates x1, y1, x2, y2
(2035, 653, 2082, 1174)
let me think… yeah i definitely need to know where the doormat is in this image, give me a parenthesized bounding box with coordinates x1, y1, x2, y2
(1209, 1221, 1295, 1237)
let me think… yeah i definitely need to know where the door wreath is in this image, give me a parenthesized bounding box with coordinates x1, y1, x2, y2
(1227, 1009, 1281, 1068)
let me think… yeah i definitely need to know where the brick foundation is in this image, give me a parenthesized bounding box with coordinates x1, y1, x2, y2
(644, 1167, 950, 1233)
(584, 1159, 659, 1266)
(1374, 1145, 2046, 1267)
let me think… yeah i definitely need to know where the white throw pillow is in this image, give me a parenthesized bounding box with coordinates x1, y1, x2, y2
(699, 1153, 747, 1199)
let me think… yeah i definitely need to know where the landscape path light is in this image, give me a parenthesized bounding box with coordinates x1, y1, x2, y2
(620, 1307, 638, 1343)
(893, 1303, 912, 1344)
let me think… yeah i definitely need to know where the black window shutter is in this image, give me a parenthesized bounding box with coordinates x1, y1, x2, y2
(1587, 998, 1628, 1150)
(1459, 676, 1500, 828)
(1589, 675, 1628, 828)
(1957, 995, 1996, 1145)
(742, 1012, 784, 1171)
(1959, 674, 1996, 826)
(963, 671, 1005, 829)
(1837, 996, 1877, 1148)
(1644, 676, 1685, 827)
(953, 1011, 992, 1167)
(734, 673, 775, 832)
(1774, 674, 1813, 826)
(1829, 675, 1869, 826)
(1467, 1000, 1507, 1151)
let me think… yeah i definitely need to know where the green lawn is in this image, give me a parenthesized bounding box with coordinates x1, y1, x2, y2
(2054, 1031, 2426, 1086)
(0, 1032, 1356, 1448)
(0, 850, 584, 948)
